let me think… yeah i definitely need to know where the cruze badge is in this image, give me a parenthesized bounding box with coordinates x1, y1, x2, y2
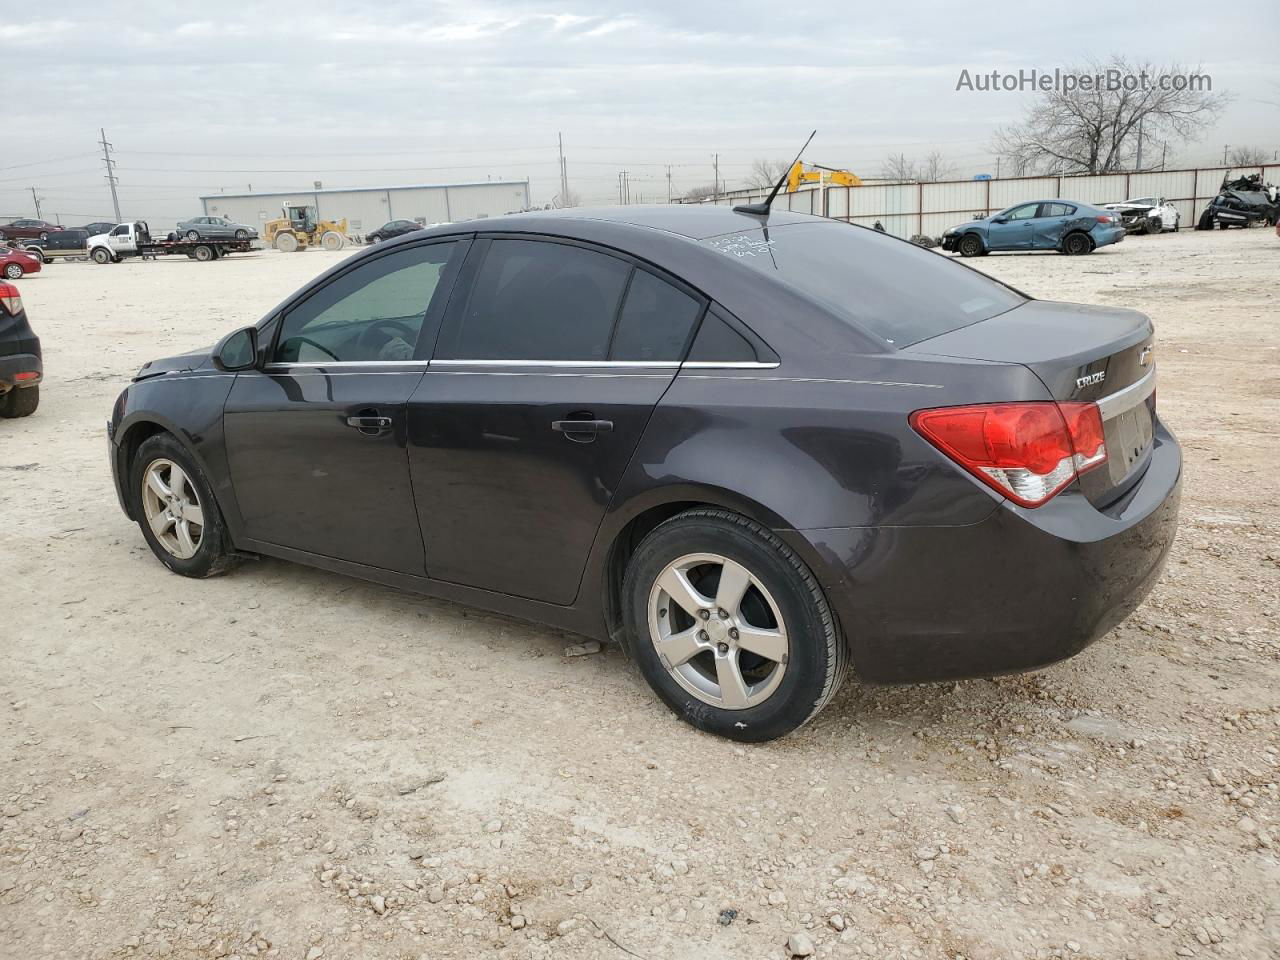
(1076, 371, 1106, 389)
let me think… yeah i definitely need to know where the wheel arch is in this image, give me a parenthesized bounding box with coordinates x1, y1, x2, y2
(114, 414, 226, 524)
(592, 485, 803, 654)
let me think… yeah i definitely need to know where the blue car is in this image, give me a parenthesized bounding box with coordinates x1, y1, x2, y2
(942, 200, 1124, 257)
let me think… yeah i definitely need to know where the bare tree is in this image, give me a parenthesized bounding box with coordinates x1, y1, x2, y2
(682, 183, 718, 201)
(880, 153, 917, 181)
(991, 57, 1229, 175)
(747, 159, 790, 190)
(1227, 145, 1269, 166)
(880, 150, 955, 182)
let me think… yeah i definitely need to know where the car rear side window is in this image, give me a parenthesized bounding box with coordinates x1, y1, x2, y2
(1043, 203, 1076, 217)
(275, 242, 457, 363)
(610, 270, 703, 362)
(441, 239, 630, 361)
(687, 310, 758, 362)
(702, 222, 1025, 347)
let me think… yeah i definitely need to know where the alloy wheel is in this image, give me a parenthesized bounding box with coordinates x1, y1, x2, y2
(647, 553, 789, 710)
(141, 458, 205, 559)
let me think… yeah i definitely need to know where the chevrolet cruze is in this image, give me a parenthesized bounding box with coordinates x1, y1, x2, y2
(108, 205, 1181, 741)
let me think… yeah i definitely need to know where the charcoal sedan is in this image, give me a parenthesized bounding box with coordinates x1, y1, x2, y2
(107, 206, 1181, 742)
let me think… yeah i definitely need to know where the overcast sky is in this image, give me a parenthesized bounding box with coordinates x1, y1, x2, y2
(3, 0, 1277, 224)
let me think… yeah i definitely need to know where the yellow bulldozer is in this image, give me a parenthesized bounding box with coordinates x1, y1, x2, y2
(262, 204, 349, 252)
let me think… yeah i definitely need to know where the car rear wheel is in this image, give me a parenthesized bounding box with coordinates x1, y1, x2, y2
(1062, 232, 1092, 255)
(185, 230, 200, 241)
(957, 234, 984, 257)
(234, 229, 249, 240)
(3, 263, 22, 279)
(131, 434, 239, 578)
(0, 385, 38, 418)
(623, 508, 848, 742)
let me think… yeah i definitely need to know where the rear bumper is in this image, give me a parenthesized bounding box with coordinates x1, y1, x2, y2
(790, 419, 1182, 683)
(0, 352, 42, 392)
(1093, 225, 1125, 247)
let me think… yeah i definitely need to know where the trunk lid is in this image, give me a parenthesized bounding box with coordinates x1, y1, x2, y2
(906, 300, 1157, 507)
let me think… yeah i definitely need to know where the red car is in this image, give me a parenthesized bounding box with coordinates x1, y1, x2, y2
(0, 219, 64, 241)
(1, 247, 42, 279)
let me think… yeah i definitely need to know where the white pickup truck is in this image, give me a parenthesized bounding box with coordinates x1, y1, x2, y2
(87, 221, 256, 264)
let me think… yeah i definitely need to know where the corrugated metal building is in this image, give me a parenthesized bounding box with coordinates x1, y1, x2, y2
(200, 180, 531, 235)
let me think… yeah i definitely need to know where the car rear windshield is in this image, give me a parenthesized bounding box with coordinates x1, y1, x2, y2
(701, 221, 1026, 347)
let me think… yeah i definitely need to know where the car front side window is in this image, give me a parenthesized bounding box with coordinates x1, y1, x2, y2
(274, 242, 458, 364)
(1005, 203, 1039, 220)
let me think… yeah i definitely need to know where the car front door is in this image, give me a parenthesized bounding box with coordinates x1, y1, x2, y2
(407, 236, 706, 604)
(987, 203, 1039, 250)
(1032, 202, 1076, 248)
(108, 223, 134, 255)
(222, 238, 468, 573)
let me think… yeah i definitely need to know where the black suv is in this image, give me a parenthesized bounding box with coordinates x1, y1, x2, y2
(0, 281, 41, 417)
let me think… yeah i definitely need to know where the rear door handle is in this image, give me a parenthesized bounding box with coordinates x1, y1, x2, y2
(552, 418, 613, 442)
(346, 414, 392, 435)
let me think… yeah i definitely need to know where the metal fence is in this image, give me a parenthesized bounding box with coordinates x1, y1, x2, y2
(692, 164, 1280, 238)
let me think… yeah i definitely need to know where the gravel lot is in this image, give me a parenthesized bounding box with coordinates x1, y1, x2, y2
(2, 227, 1278, 960)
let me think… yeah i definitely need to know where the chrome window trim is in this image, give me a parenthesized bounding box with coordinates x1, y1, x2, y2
(260, 359, 782, 372)
(264, 361, 429, 372)
(1096, 366, 1156, 420)
(431, 359, 681, 369)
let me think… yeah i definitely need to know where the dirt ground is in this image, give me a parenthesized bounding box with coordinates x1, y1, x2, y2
(2, 226, 1278, 960)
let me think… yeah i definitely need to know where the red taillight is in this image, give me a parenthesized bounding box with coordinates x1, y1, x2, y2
(910, 401, 1108, 507)
(14, 371, 38, 382)
(0, 282, 20, 315)
(1096, 214, 1115, 224)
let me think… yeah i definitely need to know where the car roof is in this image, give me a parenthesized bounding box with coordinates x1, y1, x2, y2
(456, 204, 819, 241)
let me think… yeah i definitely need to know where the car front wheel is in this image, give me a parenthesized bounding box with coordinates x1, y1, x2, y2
(3, 263, 22, 279)
(957, 234, 984, 257)
(130, 433, 239, 578)
(623, 508, 848, 742)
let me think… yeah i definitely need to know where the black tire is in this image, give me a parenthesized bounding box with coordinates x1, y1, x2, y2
(0, 385, 38, 418)
(1062, 232, 1092, 255)
(622, 508, 848, 742)
(91, 247, 112, 264)
(957, 233, 984, 258)
(1143, 219, 1160, 235)
(129, 433, 240, 578)
(234, 229, 249, 240)
(3, 263, 22, 279)
(185, 230, 200, 241)
(1218, 220, 1230, 230)
(193, 244, 214, 262)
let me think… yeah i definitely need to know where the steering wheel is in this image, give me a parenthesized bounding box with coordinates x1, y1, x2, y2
(284, 336, 340, 362)
(356, 319, 417, 357)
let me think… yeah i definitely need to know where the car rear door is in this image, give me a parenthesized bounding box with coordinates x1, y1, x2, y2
(222, 238, 467, 574)
(1033, 202, 1076, 248)
(406, 236, 706, 605)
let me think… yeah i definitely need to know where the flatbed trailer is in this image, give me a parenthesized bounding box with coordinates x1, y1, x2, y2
(88, 221, 258, 264)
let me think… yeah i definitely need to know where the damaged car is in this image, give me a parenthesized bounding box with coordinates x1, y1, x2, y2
(1099, 197, 1180, 234)
(1196, 175, 1279, 229)
(941, 201, 1124, 256)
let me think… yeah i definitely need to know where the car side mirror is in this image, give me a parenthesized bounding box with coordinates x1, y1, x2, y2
(213, 326, 258, 372)
(991, 216, 1008, 224)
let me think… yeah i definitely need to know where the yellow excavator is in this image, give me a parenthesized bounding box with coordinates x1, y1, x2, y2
(262, 204, 349, 252)
(787, 161, 862, 192)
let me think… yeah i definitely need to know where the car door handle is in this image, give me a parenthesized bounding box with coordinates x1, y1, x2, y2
(346, 414, 392, 434)
(552, 418, 613, 441)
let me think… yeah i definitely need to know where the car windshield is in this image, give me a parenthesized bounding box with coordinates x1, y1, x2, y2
(701, 221, 1025, 347)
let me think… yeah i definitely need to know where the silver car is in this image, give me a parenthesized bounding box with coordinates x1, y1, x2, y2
(176, 216, 257, 241)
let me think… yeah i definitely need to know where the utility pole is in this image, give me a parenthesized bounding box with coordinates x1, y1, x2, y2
(1222, 144, 1229, 166)
(666, 165, 673, 203)
(29, 187, 43, 219)
(99, 127, 122, 222)
(713, 153, 719, 198)
(1160, 142, 1167, 171)
(557, 132, 569, 206)
(995, 157, 1001, 179)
